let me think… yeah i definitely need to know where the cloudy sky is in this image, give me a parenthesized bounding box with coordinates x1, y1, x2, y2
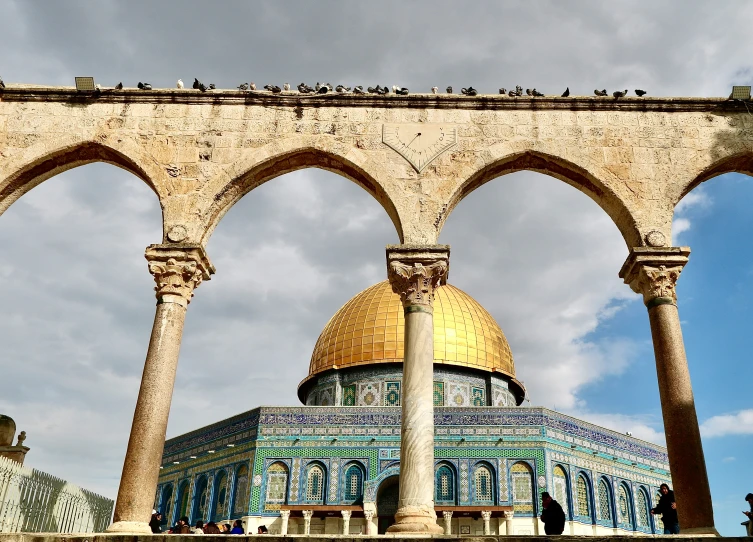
(1, 0, 752, 535)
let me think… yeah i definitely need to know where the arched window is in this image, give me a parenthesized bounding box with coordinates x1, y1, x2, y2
(176, 480, 190, 522)
(511, 462, 534, 515)
(636, 487, 650, 529)
(192, 475, 210, 522)
(343, 464, 364, 503)
(597, 479, 612, 522)
(618, 483, 633, 529)
(435, 464, 455, 504)
(474, 464, 494, 503)
(305, 463, 326, 503)
(232, 465, 250, 516)
(160, 484, 173, 527)
(576, 475, 591, 518)
(212, 470, 229, 521)
(265, 463, 289, 504)
(552, 465, 570, 517)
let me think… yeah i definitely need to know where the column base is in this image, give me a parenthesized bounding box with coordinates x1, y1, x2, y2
(105, 520, 152, 534)
(680, 526, 721, 537)
(387, 506, 444, 534)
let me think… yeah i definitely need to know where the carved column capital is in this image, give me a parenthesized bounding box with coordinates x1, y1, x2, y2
(442, 510, 453, 521)
(145, 244, 215, 307)
(619, 247, 690, 308)
(341, 510, 352, 520)
(302, 510, 313, 520)
(386, 244, 450, 309)
(504, 510, 514, 520)
(364, 510, 374, 522)
(279, 510, 290, 520)
(481, 510, 492, 521)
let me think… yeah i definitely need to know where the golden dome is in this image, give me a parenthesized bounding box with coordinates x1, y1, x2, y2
(302, 281, 519, 385)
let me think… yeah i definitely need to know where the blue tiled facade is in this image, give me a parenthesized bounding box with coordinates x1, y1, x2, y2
(157, 405, 670, 533)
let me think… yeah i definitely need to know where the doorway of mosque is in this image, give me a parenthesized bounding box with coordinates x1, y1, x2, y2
(376, 476, 400, 534)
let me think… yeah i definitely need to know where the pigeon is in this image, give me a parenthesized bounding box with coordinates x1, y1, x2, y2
(249, 82, 256, 90)
(283, 83, 290, 91)
(395, 87, 409, 96)
(198, 82, 208, 92)
(379, 86, 390, 95)
(317, 85, 329, 94)
(353, 86, 365, 94)
(561, 87, 570, 97)
(594, 89, 608, 96)
(515, 85, 523, 96)
(335, 85, 351, 93)
(392, 85, 399, 94)
(531, 88, 544, 97)
(95, 83, 102, 91)
(315, 82, 321, 92)
(297, 83, 313, 93)
(238, 83, 249, 91)
(461, 87, 477, 96)
(525, 88, 533, 96)
(193, 78, 201, 90)
(446, 86, 453, 94)
(176, 79, 184, 89)
(325, 83, 333, 91)
(499, 88, 507, 95)
(635, 89, 647, 97)
(264, 84, 281, 93)
(431, 86, 438, 94)
(137, 82, 152, 90)
(208, 83, 216, 90)
(613, 89, 628, 98)
(367, 86, 378, 94)
(0, 76, 4, 89)
(114, 82, 123, 90)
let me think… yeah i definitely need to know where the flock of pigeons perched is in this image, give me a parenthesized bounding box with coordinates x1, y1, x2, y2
(0, 75, 647, 98)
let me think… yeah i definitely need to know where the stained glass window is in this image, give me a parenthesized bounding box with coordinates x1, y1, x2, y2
(474, 465, 493, 503)
(177, 481, 190, 520)
(384, 381, 401, 406)
(344, 465, 363, 502)
(233, 465, 250, 515)
(552, 466, 569, 517)
(597, 479, 612, 522)
(342, 385, 356, 406)
(636, 488, 649, 528)
(160, 484, 173, 526)
(433, 381, 445, 406)
(213, 471, 229, 520)
(511, 462, 534, 513)
(435, 465, 455, 503)
(471, 387, 485, 406)
(266, 463, 288, 504)
(306, 464, 325, 503)
(576, 476, 590, 517)
(618, 484, 633, 528)
(193, 476, 210, 521)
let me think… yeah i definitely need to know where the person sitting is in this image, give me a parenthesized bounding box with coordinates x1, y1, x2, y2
(149, 512, 162, 533)
(230, 519, 245, 534)
(203, 522, 222, 534)
(257, 525, 268, 534)
(191, 520, 204, 534)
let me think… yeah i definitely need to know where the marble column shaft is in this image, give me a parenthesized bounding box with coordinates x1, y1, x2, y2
(302, 510, 313, 535)
(481, 510, 492, 535)
(279, 510, 290, 535)
(341, 510, 351, 535)
(620, 247, 716, 535)
(108, 245, 214, 534)
(442, 510, 453, 535)
(385, 245, 449, 534)
(363, 510, 375, 535)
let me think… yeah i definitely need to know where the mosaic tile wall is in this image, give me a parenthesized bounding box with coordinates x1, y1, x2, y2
(303, 365, 517, 407)
(158, 405, 670, 532)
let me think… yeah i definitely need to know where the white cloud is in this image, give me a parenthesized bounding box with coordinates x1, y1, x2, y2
(722, 456, 736, 463)
(700, 409, 753, 438)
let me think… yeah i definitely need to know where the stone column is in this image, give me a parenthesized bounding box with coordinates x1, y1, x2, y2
(279, 510, 290, 535)
(302, 510, 313, 535)
(620, 247, 716, 535)
(107, 244, 214, 534)
(442, 510, 453, 534)
(341, 510, 352, 535)
(363, 510, 375, 535)
(385, 244, 449, 535)
(481, 510, 492, 535)
(504, 510, 514, 535)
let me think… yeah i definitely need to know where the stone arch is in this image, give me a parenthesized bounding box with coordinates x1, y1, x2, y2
(441, 150, 641, 248)
(200, 144, 404, 244)
(0, 136, 166, 219)
(678, 151, 753, 205)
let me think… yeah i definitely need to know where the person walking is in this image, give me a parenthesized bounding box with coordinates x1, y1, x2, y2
(540, 491, 566, 535)
(743, 493, 753, 536)
(651, 483, 679, 534)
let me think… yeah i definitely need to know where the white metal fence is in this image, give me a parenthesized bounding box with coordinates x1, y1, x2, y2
(0, 456, 113, 533)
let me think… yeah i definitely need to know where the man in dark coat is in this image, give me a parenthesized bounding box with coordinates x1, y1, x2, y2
(651, 483, 679, 534)
(540, 491, 566, 535)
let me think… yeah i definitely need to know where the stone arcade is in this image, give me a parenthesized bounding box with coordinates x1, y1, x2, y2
(1, 84, 749, 535)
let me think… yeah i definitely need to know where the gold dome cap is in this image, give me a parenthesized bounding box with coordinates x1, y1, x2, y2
(299, 281, 524, 400)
